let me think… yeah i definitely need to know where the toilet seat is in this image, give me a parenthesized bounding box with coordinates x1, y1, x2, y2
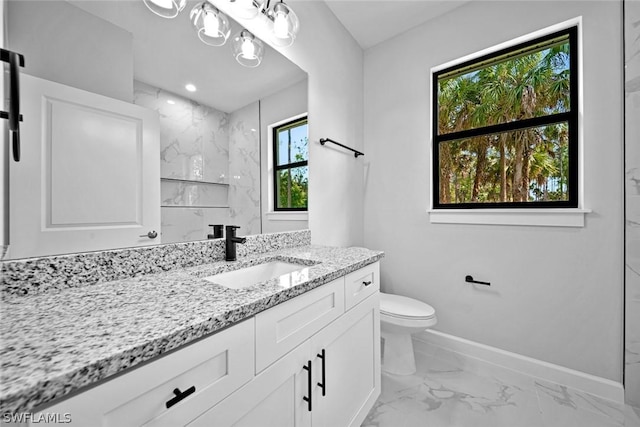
(380, 293, 436, 320)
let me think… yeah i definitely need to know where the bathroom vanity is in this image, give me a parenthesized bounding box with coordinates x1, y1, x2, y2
(0, 232, 383, 427)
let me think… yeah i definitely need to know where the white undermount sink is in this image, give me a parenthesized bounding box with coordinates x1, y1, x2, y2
(203, 260, 311, 289)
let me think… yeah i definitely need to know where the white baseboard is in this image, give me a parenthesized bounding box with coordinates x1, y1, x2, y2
(413, 329, 624, 404)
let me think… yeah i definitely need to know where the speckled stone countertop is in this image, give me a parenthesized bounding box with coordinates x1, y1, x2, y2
(0, 245, 383, 414)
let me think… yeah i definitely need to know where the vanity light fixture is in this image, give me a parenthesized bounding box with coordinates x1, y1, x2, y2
(143, 0, 299, 67)
(265, 0, 299, 47)
(143, 0, 186, 18)
(190, 2, 231, 46)
(232, 29, 264, 68)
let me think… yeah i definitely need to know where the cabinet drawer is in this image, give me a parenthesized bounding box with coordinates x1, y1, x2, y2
(38, 319, 255, 427)
(344, 262, 380, 311)
(255, 278, 345, 373)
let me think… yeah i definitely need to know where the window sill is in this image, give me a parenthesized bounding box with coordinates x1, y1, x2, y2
(427, 208, 591, 227)
(265, 211, 309, 222)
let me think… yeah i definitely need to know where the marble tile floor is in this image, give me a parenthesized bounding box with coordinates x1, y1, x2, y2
(363, 347, 640, 427)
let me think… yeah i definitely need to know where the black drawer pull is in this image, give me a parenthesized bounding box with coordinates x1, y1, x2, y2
(362, 280, 372, 286)
(165, 386, 196, 409)
(303, 360, 312, 412)
(317, 349, 326, 396)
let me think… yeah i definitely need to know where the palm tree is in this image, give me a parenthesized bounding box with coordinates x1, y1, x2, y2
(437, 40, 571, 204)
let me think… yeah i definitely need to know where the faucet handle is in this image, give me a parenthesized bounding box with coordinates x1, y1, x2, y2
(225, 225, 241, 238)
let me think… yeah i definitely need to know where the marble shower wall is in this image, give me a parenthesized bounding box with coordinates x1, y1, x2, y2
(625, 0, 640, 410)
(228, 102, 262, 236)
(133, 81, 245, 243)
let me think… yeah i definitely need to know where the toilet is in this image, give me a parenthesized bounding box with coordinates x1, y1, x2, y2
(380, 292, 437, 375)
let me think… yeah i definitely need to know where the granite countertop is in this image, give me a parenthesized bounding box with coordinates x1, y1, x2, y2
(0, 245, 383, 414)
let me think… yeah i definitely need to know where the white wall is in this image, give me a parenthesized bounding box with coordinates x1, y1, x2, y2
(363, 1, 624, 381)
(625, 0, 640, 407)
(7, 0, 133, 102)
(212, 0, 364, 247)
(260, 78, 309, 234)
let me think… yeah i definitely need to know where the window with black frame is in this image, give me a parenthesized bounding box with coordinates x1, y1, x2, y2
(273, 116, 308, 211)
(433, 26, 578, 209)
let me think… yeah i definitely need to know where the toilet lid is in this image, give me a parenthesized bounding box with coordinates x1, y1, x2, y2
(380, 293, 435, 320)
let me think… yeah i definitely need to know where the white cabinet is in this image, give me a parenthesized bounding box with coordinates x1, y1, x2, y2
(32, 319, 254, 427)
(255, 278, 345, 373)
(188, 340, 312, 427)
(193, 262, 381, 427)
(311, 293, 380, 427)
(30, 263, 380, 427)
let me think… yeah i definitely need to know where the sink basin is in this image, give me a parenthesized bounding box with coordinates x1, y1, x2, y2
(203, 260, 311, 289)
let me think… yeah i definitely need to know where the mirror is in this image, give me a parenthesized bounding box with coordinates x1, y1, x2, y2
(4, 0, 308, 259)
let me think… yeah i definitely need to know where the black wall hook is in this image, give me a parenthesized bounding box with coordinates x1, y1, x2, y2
(465, 275, 491, 286)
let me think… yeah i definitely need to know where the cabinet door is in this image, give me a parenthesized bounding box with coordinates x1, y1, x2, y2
(255, 278, 345, 373)
(8, 73, 160, 259)
(311, 293, 380, 427)
(188, 340, 312, 427)
(344, 262, 379, 310)
(33, 320, 254, 427)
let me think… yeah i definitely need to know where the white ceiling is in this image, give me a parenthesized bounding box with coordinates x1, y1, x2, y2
(324, 0, 471, 50)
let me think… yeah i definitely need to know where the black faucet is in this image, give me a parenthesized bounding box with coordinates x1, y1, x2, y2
(225, 225, 246, 261)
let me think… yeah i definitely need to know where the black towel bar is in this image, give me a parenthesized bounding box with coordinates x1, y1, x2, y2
(319, 138, 364, 158)
(465, 275, 491, 286)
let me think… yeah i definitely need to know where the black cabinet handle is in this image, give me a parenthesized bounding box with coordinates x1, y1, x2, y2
(165, 386, 196, 409)
(362, 280, 372, 286)
(317, 349, 326, 396)
(302, 360, 312, 412)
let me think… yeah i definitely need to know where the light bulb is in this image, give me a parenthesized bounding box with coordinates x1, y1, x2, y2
(233, 30, 263, 67)
(273, 10, 289, 39)
(203, 10, 220, 37)
(190, 2, 230, 46)
(268, 2, 298, 46)
(241, 37, 256, 59)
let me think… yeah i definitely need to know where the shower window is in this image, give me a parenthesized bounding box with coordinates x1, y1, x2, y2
(432, 26, 578, 209)
(273, 116, 308, 211)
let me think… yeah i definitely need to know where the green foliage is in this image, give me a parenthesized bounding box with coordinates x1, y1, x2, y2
(276, 130, 308, 209)
(277, 166, 308, 209)
(438, 40, 571, 204)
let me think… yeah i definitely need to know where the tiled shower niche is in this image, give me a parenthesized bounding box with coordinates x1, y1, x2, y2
(133, 81, 261, 243)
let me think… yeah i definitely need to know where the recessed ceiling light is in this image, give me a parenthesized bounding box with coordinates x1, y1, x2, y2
(167, 99, 176, 105)
(185, 83, 197, 92)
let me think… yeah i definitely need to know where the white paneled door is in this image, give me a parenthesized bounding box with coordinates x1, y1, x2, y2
(8, 74, 160, 259)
